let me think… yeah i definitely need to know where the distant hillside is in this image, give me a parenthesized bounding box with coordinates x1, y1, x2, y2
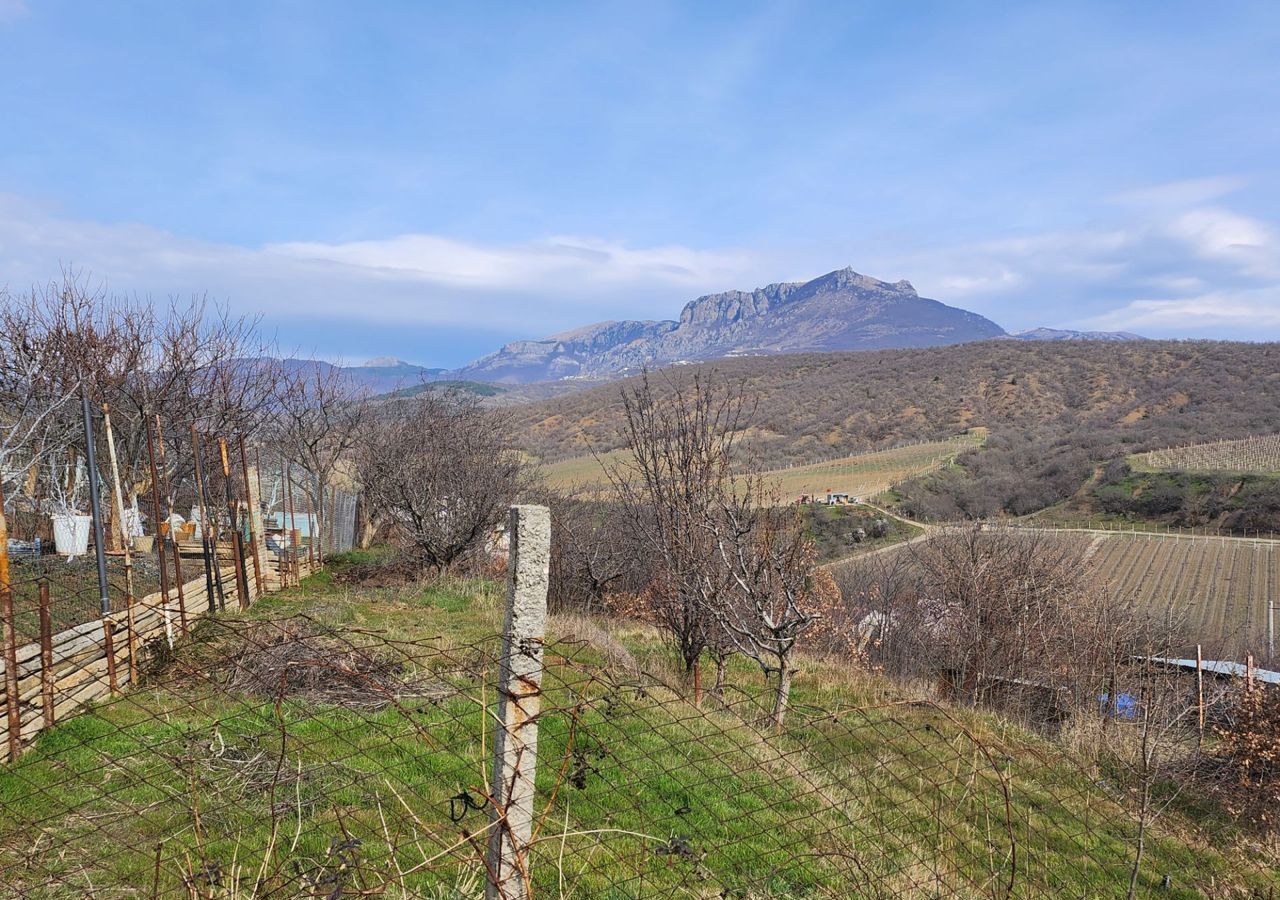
(1007, 327, 1145, 342)
(341, 359, 446, 394)
(268, 357, 446, 395)
(508, 339, 1280, 521)
(454, 267, 1006, 383)
(383, 379, 505, 399)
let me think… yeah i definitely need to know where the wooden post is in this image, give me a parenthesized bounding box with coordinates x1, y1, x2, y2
(102, 616, 118, 694)
(102, 404, 138, 682)
(285, 459, 300, 586)
(219, 438, 250, 610)
(190, 427, 220, 612)
(485, 505, 551, 900)
(144, 416, 175, 644)
(1195, 644, 1204, 749)
(39, 581, 54, 729)
(153, 417, 187, 634)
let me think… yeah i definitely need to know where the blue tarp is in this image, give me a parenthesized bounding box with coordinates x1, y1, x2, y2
(1098, 692, 1139, 718)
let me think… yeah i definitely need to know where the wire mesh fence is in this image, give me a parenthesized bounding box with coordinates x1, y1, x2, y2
(3, 510, 1279, 898)
(254, 465, 358, 557)
(3, 612, 1278, 897)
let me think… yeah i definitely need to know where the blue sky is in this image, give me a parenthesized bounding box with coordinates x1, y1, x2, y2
(1, 1, 1277, 365)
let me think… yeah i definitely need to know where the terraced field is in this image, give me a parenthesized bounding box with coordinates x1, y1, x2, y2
(759, 432, 985, 500)
(1079, 532, 1278, 660)
(837, 527, 1279, 663)
(1132, 433, 1280, 473)
(540, 431, 985, 497)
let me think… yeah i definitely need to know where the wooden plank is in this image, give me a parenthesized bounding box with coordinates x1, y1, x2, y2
(2, 585, 18, 762)
(0, 551, 314, 759)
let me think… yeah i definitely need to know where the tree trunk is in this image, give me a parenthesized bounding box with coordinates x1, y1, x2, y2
(1127, 782, 1149, 900)
(772, 663, 792, 728)
(713, 654, 727, 698)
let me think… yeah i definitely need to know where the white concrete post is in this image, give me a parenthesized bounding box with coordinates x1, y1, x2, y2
(486, 505, 551, 900)
(243, 465, 266, 597)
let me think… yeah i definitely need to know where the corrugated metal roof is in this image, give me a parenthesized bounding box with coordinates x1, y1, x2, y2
(1139, 656, 1280, 686)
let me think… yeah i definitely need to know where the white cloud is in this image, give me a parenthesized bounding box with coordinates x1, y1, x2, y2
(0, 195, 760, 335)
(3, 174, 1279, 353)
(268, 233, 751, 292)
(1109, 175, 1246, 210)
(864, 179, 1280, 337)
(1086, 288, 1280, 332)
(1163, 208, 1278, 277)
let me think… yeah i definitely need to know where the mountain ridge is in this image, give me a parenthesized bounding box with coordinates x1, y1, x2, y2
(454, 267, 1009, 384)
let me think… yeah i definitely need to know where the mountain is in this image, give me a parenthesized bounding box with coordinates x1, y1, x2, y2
(509, 340, 1280, 464)
(1008, 327, 1145, 342)
(267, 357, 447, 395)
(339, 360, 446, 394)
(507, 340, 1280, 523)
(454, 268, 1005, 384)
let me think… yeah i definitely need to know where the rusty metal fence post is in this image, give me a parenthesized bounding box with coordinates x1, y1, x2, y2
(485, 505, 551, 900)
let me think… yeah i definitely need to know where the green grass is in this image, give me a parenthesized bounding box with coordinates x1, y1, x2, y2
(1, 561, 1276, 897)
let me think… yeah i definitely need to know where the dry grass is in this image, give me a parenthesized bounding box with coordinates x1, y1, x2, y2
(208, 620, 454, 709)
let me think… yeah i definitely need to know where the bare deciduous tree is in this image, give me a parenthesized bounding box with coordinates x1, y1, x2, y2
(272, 360, 368, 557)
(604, 372, 752, 686)
(603, 371, 829, 720)
(910, 526, 1097, 706)
(358, 391, 529, 574)
(547, 493, 643, 615)
(0, 292, 80, 496)
(709, 480, 831, 725)
(2, 273, 278, 544)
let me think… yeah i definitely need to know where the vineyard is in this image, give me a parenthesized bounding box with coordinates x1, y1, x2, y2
(1079, 532, 1278, 661)
(839, 526, 1279, 664)
(1133, 433, 1280, 474)
(760, 432, 985, 500)
(540, 431, 985, 498)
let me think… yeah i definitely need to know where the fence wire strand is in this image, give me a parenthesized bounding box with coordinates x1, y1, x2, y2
(3, 586, 1279, 898)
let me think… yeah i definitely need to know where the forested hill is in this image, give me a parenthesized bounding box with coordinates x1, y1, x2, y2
(510, 340, 1280, 518)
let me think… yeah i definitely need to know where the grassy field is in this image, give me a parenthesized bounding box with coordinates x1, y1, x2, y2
(540, 431, 986, 498)
(1, 554, 1276, 897)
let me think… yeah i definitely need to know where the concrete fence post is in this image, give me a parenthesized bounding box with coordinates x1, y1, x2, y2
(244, 463, 268, 599)
(486, 505, 551, 900)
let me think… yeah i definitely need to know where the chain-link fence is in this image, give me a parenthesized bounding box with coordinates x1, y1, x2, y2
(254, 465, 358, 557)
(3, 508, 1278, 898)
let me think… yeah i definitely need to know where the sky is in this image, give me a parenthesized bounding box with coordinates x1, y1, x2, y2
(0, 1, 1277, 366)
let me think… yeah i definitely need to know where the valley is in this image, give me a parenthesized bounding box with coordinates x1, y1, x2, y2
(513, 340, 1280, 669)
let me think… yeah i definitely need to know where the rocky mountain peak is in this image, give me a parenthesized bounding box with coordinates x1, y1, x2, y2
(452, 267, 1007, 384)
